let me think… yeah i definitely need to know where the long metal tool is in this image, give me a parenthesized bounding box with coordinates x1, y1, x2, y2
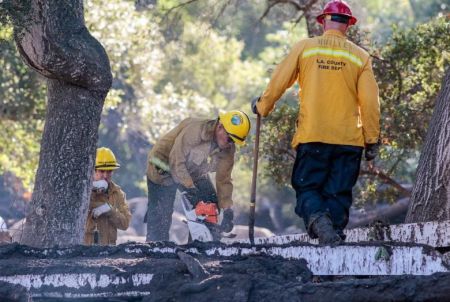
(249, 114, 261, 245)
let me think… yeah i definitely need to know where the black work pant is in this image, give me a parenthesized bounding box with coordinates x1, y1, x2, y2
(291, 142, 363, 237)
(145, 177, 217, 242)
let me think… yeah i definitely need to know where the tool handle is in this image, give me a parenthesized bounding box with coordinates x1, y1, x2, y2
(93, 229, 99, 245)
(249, 114, 261, 245)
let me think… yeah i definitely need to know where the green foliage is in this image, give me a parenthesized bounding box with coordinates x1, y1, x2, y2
(375, 17, 449, 151)
(0, 26, 45, 188)
(155, 21, 264, 112)
(408, 0, 449, 22)
(0, 27, 46, 121)
(260, 104, 297, 186)
(85, 0, 266, 197)
(0, 120, 43, 187)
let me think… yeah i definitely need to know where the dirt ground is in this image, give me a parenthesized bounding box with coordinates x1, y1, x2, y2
(0, 242, 449, 302)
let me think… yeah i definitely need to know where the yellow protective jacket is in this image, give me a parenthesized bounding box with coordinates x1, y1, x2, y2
(84, 181, 131, 245)
(257, 29, 380, 148)
(146, 118, 235, 208)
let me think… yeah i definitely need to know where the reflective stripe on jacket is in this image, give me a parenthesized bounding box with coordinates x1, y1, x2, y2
(146, 118, 235, 208)
(84, 181, 131, 245)
(256, 29, 380, 148)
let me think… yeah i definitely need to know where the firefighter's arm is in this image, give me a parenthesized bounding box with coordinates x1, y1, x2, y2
(107, 191, 131, 230)
(215, 149, 235, 209)
(358, 58, 380, 144)
(169, 127, 198, 189)
(257, 41, 303, 117)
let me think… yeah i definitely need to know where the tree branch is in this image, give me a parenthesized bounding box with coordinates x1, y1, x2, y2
(360, 165, 411, 197)
(13, 0, 111, 97)
(348, 197, 410, 228)
(164, 0, 199, 16)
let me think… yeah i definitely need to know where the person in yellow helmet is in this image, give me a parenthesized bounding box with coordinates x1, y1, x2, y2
(84, 147, 131, 245)
(145, 111, 251, 241)
(252, 0, 380, 244)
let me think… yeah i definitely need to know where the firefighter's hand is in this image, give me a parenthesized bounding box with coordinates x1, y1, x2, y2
(221, 208, 234, 232)
(92, 203, 111, 218)
(365, 141, 380, 161)
(251, 97, 260, 115)
(182, 187, 200, 205)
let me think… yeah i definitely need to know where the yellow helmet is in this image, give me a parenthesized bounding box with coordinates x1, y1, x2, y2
(95, 147, 120, 170)
(219, 110, 251, 146)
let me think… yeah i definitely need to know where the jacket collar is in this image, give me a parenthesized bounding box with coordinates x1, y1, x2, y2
(200, 119, 218, 142)
(323, 29, 346, 38)
(200, 119, 235, 153)
(107, 181, 120, 194)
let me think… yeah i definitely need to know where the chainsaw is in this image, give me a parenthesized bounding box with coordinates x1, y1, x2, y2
(180, 192, 236, 242)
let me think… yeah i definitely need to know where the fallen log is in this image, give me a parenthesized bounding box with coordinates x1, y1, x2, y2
(0, 242, 311, 300)
(0, 242, 449, 301)
(348, 197, 410, 228)
(232, 219, 450, 248)
(293, 273, 450, 302)
(0, 241, 448, 277)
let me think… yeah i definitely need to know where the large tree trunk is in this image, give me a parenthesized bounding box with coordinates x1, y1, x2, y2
(406, 68, 450, 222)
(7, 1, 112, 247)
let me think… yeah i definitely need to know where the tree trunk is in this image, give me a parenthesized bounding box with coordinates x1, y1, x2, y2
(304, 0, 325, 37)
(8, 1, 112, 247)
(406, 68, 450, 222)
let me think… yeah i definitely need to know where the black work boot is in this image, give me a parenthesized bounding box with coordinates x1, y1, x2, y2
(311, 215, 342, 245)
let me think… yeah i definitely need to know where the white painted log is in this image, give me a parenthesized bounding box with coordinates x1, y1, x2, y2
(0, 273, 153, 298)
(228, 220, 450, 247)
(0, 244, 446, 282)
(80, 243, 447, 276)
(191, 244, 448, 276)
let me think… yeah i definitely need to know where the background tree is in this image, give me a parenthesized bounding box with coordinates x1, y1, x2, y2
(0, 0, 112, 247)
(406, 68, 450, 222)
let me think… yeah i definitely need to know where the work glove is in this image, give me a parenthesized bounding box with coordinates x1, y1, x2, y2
(365, 140, 381, 161)
(181, 178, 218, 206)
(92, 179, 108, 193)
(182, 186, 201, 206)
(251, 97, 260, 115)
(221, 208, 234, 232)
(92, 203, 111, 218)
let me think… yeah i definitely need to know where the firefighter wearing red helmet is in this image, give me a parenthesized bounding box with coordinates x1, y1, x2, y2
(252, 0, 380, 244)
(316, 0, 358, 25)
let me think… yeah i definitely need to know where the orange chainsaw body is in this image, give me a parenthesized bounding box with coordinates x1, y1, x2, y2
(195, 201, 218, 224)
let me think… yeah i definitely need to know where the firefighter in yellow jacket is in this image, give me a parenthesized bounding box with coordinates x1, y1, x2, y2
(145, 111, 251, 241)
(84, 147, 131, 245)
(252, 0, 380, 244)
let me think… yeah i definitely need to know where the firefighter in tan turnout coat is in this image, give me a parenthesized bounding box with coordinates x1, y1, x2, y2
(84, 147, 131, 245)
(145, 111, 251, 241)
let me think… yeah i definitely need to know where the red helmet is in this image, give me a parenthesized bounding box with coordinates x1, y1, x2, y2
(316, 0, 357, 25)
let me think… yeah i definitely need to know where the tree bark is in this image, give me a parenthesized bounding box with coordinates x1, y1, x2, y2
(406, 68, 450, 222)
(8, 0, 112, 247)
